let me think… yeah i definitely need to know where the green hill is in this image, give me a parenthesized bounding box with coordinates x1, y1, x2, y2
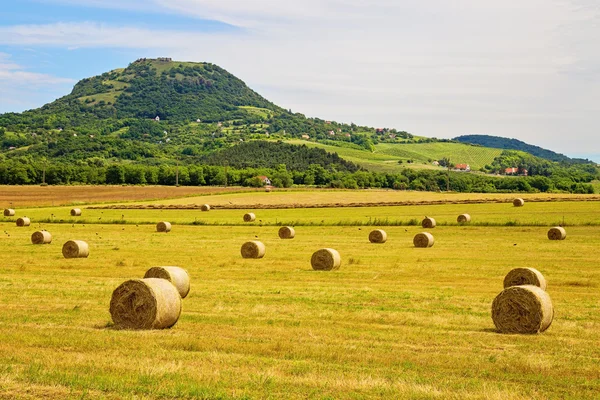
(284, 140, 503, 172)
(454, 134, 591, 164)
(0, 58, 597, 192)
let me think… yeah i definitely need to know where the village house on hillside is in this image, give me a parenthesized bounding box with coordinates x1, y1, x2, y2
(454, 163, 471, 172)
(505, 167, 528, 176)
(256, 176, 272, 185)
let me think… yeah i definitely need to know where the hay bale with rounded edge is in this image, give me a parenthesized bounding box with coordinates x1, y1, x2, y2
(243, 213, 256, 222)
(548, 226, 566, 241)
(156, 221, 172, 232)
(144, 266, 190, 299)
(70, 208, 82, 216)
(200, 204, 210, 212)
(368, 229, 387, 243)
(421, 217, 436, 229)
(413, 232, 434, 248)
(503, 267, 547, 291)
(62, 240, 89, 258)
(457, 214, 471, 224)
(311, 248, 341, 271)
(3, 208, 15, 217)
(31, 231, 52, 245)
(278, 226, 295, 239)
(16, 217, 30, 227)
(110, 278, 182, 330)
(491, 285, 553, 334)
(241, 240, 265, 259)
(513, 198, 525, 207)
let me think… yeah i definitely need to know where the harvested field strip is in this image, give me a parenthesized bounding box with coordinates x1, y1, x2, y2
(9, 201, 600, 227)
(89, 195, 600, 210)
(0, 185, 253, 208)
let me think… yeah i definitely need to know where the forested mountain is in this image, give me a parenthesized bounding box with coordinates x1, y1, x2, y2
(0, 58, 597, 192)
(454, 134, 591, 164)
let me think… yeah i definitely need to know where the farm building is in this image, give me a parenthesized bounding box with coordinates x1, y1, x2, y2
(454, 164, 471, 172)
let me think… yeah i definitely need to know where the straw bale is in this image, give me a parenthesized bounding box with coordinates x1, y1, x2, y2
(547, 227, 566, 241)
(31, 231, 52, 245)
(3, 209, 15, 217)
(200, 204, 210, 212)
(16, 217, 30, 227)
(278, 226, 295, 239)
(368, 229, 387, 243)
(491, 285, 553, 334)
(156, 221, 172, 232)
(413, 232, 434, 248)
(421, 217, 436, 229)
(144, 266, 190, 299)
(110, 278, 182, 329)
(457, 214, 471, 224)
(62, 240, 89, 258)
(311, 248, 341, 271)
(503, 267, 547, 290)
(243, 213, 256, 222)
(70, 208, 82, 216)
(513, 198, 525, 207)
(241, 240, 266, 258)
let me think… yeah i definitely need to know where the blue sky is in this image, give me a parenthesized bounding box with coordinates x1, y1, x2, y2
(1, 0, 599, 162)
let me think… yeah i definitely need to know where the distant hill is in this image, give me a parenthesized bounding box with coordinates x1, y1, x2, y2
(453, 135, 591, 164)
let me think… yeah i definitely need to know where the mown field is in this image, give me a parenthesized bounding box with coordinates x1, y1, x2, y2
(284, 140, 504, 172)
(0, 190, 599, 399)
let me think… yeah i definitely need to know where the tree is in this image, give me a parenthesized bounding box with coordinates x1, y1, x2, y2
(106, 165, 125, 184)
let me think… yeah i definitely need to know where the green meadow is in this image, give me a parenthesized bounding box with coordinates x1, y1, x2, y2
(0, 192, 599, 399)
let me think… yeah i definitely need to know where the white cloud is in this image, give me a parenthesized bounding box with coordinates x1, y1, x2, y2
(0, 52, 73, 85)
(1, 0, 600, 158)
(0, 53, 75, 112)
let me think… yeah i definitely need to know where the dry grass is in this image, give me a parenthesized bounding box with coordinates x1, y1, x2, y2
(0, 185, 249, 208)
(0, 195, 599, 398)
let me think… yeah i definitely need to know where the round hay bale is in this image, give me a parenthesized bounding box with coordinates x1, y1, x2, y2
(241, 240, 266, 259)
(31, 230, 52, 245)
(413, 232, 434, 248)
(16, 217, 30, 227)
(243, 213, 256, 222)
(547, 226, 566, 241)
(368, 229, 387, 243)
(491, 285, 553, 334)
(311, 248, 341, 271)
(278, 226, 295, 239)
(3, 208, 15, 217)
(513, 198, 525, 207)
(265, 187, 272, 193)
(70, 208, 82, 216)
(144, 266, 190, 298)
(457, 214, 471, 224)
(200, 204, 210, 212)
(503, 267, 547, 290)
(62, 240, 89, 258)
(421, 217, 436, 229)
(109, 278, 182, 330)
(156, 221, 172, 232)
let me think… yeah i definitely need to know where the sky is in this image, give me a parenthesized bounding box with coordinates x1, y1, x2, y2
(1, 0, 599, 162)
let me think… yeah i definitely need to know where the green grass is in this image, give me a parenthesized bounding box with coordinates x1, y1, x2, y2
(8, 200, 600, 227)
(239, 106, 273, 119)
(284, 140, 504, 172)
(376, 142, 504, 170)
(0, 204, 599, 398)
(77, 92, 120, 107)
(285, 140, 422, 173)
